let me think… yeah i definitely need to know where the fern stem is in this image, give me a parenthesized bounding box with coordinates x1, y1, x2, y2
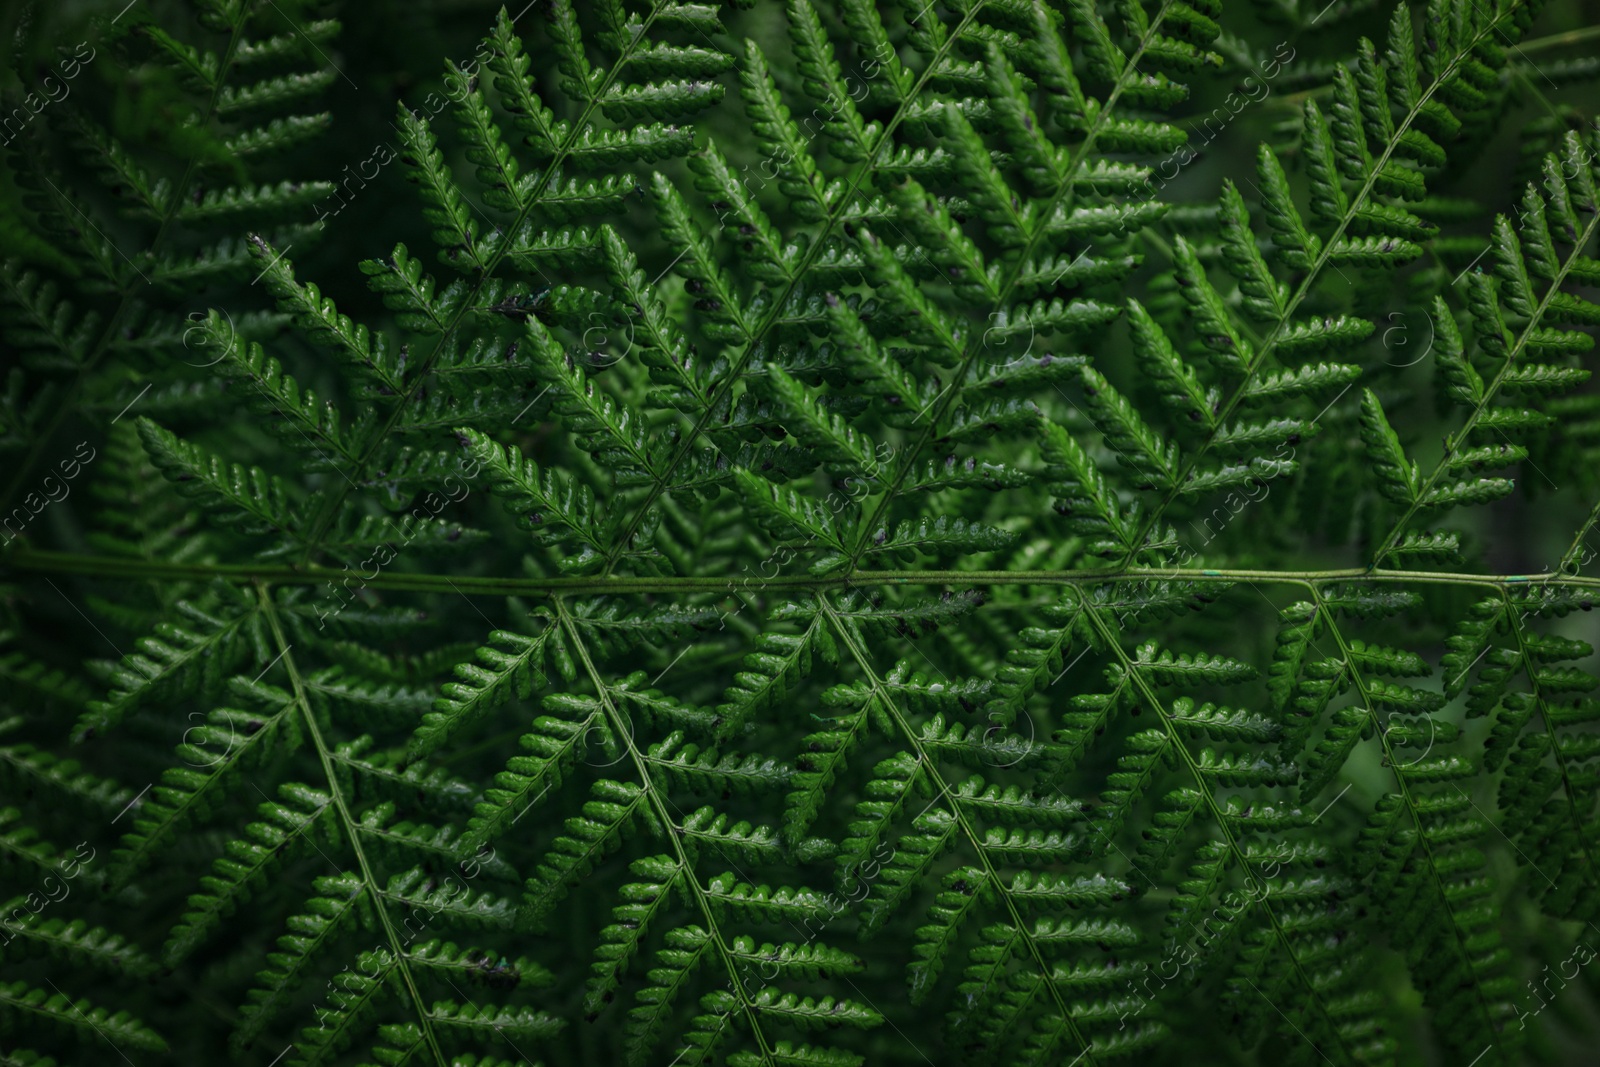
(1559, 496, 1600, 572)
(255, 582, 451, 1067)
(10, 547, 1600, 595)
(553, 597, 784, 1065)
(1517, 24, 1600, 52)
(1122, 1, 1530, 564)
(843, 0, 1184, 571)
(1080, 602, 1363, 1065)
(1370, 203, 1600, 565)
(819, 594, 1104, 1067)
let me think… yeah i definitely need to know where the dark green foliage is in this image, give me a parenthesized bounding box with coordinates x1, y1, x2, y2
(1, 0, 1600, 1064)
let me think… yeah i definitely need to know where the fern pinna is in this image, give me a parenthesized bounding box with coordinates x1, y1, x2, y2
(1, 0, 1599, 1063)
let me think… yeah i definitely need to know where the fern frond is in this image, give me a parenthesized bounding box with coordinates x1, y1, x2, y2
(0, 982, 166, 1052)
(3, 1, 1597, 1063)
(162, 781, 334, 964)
